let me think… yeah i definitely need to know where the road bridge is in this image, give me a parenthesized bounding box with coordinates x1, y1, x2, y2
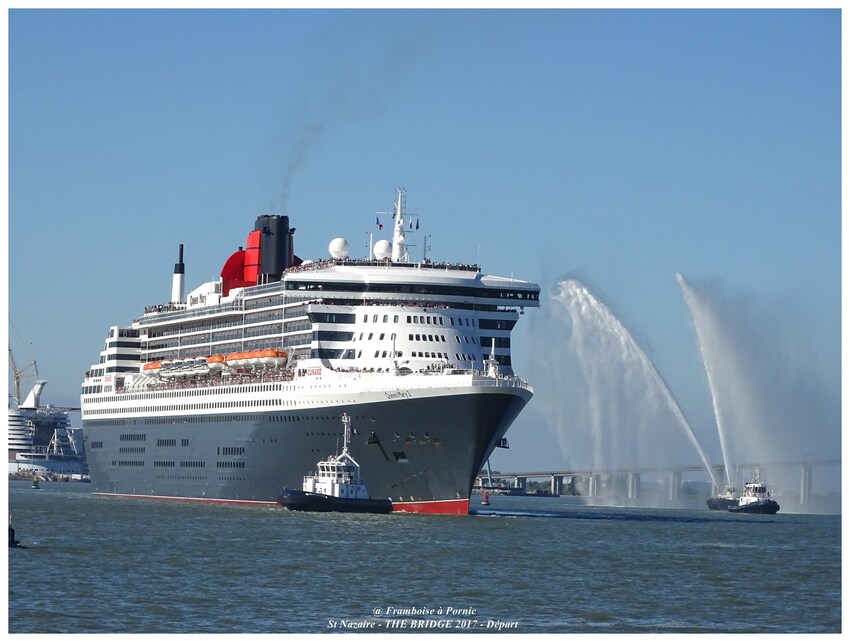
(478, 459, 839, 504)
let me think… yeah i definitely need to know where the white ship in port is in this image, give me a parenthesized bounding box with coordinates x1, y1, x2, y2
(80, 189, 539, 514)
(9, 380, 86, 476)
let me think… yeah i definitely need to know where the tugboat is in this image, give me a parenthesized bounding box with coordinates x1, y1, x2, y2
(277, 413, 392, 514)
(727, 470, 780, 514)
(706, 484, 738, 510)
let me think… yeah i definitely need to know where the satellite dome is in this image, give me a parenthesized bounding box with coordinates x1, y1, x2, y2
(374, 239, 392, 260)
(328, 237, 350, 259)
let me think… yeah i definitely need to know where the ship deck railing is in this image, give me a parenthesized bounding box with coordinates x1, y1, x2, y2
(16, 444, 83, 458)
(116, 365, 529, 395)
(285, 257, 481, 274)
(135, 258, 482, 323)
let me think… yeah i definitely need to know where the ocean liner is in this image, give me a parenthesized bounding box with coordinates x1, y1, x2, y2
(80, 189, 539, 514)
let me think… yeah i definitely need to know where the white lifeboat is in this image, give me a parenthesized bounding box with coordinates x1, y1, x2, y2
(170, 358, 186, 378)
(193, 356, 210, 376)
(160, 359, 177, 379)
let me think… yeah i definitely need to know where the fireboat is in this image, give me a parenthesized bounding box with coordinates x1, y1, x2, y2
(727, 470, 780, 514)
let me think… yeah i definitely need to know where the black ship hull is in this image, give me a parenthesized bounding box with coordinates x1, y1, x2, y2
(727, 500, 780, 514)
(277, 488, 392, 514)
(83, 386, 530, 515)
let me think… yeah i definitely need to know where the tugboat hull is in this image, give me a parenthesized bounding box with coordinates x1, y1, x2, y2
(706, 496, 738, 510)
(277, 488, 392, 514)
(728, 499, 780, 515)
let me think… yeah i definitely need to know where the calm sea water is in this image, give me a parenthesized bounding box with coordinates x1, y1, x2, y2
(7, 480, 841, 634)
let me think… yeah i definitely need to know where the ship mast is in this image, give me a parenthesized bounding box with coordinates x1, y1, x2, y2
(337, 413, 362, 477)
(341, 412, 353, 456)
(391, 187, 407, 262)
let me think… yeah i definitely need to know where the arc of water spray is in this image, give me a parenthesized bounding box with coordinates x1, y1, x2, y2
(676, 273, 732, 491)
(559, 280, 720, 490)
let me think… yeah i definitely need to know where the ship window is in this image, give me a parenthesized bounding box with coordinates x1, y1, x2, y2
(406, 316, 411, 323)
(383, 315, 388, 322)
(394, 315, 399, 323)
(379, 333, 385, 340)
(363, 315, 368, 322)
(373, 315, 378, 322)
(381, 351, 387, 358)
(368, 333, 373, 340)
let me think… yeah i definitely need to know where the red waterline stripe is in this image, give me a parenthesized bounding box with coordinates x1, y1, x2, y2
(96, 492, 471, 515)
(391, 498, 470, 515)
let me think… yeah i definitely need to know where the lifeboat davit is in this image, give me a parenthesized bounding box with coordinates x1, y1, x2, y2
(142, 361, 162, 376)
(207, 354, 225, 373)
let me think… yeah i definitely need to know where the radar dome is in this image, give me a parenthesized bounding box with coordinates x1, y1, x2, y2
(374, 239, 392, 260)
(328, 237, 350, 259)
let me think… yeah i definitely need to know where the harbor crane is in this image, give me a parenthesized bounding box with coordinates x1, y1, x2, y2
(8, 348, 38, 407)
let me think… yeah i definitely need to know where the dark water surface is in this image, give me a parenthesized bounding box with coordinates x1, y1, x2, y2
(8, 481, 841, 633)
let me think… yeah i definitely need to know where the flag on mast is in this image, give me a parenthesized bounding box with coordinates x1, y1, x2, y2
(376, 216, 383, 231)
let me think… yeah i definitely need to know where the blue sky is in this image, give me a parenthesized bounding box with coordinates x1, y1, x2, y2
(7, 9, 841, 479)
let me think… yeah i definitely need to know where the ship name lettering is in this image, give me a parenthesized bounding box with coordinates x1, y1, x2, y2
(385, 390, 412, 400)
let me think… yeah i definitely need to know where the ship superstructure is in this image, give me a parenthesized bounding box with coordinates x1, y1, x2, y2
(80, 189, 539, 514)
